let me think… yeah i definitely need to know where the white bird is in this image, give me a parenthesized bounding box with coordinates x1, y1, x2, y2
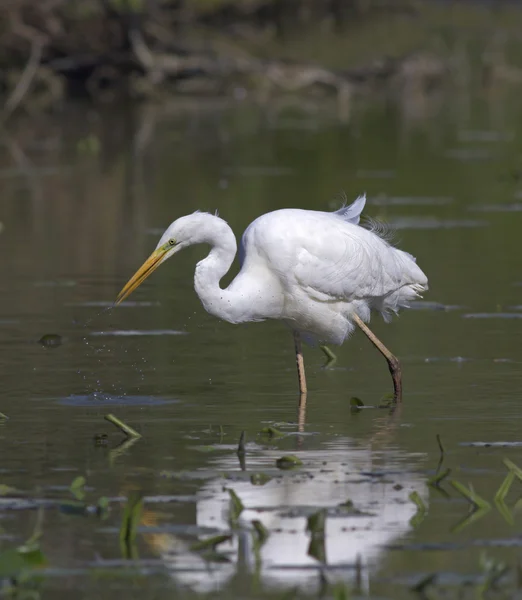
(116, 194, 428, 401)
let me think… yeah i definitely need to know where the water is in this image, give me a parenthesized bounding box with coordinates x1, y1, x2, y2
(2, 50, 522, 599)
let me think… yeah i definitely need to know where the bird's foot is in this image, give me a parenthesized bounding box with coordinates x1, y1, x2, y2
(320, 345, 337, 369)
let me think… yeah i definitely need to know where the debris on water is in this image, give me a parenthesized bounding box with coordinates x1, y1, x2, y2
(104, 414, 142, 439)
(307, 509, 326, 536)
(94, 433, 109, 446)
(349, 397, 364, 413)
(228, 489, 244, 525)
(409, 491, 426, 527)
(503, 458, 522, 483)
(410, 573, 438, 595)
(451, 480, 491, 510)
(250, 473, 272, 486)
(38, 333, 63, 348)
(276, 455, 303, 469)
(0, 412, 8, 421)
(69, 476, 86, 501)
(260, 426, 285, 439)
(464, 313, 522, 319)
(119, 491, 143, 560)
(0, 484, 18, 497)
(190, 534, 232, 552)
(252, 520, 269, 547)
(495, 470, 515, 504)
(90, 329, 188, 336)
(338, 499, 354, 510)
(237, 431, 246, 456)
(306, 509, 327, 563)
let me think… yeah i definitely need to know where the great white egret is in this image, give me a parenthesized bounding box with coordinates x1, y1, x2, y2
(116, 194, 428, 401)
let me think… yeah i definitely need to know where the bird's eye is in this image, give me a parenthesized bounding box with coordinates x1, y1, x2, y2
(169, 239, 175, 246)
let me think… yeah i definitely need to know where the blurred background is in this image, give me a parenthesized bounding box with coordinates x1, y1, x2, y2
(2, 2, 522, 599)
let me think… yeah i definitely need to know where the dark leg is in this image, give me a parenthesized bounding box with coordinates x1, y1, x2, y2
(293, 331, 307, 395)
(352, 314, 402, 402)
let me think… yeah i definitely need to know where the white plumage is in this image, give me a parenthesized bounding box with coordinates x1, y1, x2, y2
(116, 193, 428, 401)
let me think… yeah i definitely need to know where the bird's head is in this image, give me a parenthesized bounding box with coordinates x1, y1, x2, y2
(115, 211, 225, 305)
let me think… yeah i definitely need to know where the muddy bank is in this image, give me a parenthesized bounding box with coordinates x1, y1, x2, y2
(0, 0, 516, 116)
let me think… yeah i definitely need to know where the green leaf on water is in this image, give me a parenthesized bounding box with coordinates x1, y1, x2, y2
(0, 484, 19, 496)
(276, 455, 303, 469)
(450, 480, 491, 510)
(119, 491, 143, 559)
(409, 491, 426, 527)
(260, 426, 285, 438)
(228, 489, 244, 524)
(307, 509, 326, 536)
(495, 469, 516, 504)
(97, 496, 110, 518)
(503, 458, 522, 482)
(191, 534, 232, 552)
(0, 412, 8, 420)
(105, 413, 142, 439)
(349, 397, 364, 407)
(69, 476, 86, 500)
(250, 473, 272, 486)
(331, 582, 352, 600)
(252, 520, 269, 546)
(427, 467, 451, 488)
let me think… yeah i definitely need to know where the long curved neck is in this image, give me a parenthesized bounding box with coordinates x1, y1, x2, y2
(193, 220, 242, 323)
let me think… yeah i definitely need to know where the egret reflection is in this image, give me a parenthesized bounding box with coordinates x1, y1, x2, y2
(142, 438, 428, 594)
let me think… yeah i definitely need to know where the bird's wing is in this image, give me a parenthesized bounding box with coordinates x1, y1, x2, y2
(333, 193, 366, 225)
(293, 222, 411, 303)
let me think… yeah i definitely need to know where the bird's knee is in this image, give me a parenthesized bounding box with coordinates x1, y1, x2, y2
(388, 355, 401, 373)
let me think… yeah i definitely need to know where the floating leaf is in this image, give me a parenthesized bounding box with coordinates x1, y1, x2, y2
(250, 473, 272, 486)
(307, 509, 326, 536)
(228, 489, 244, 524)
(0, 412, 8, 420)
(349, 397, 364, 407)
(276, 455, 302, 469)
(495, 470, 516, 504)
(428, 468, 451, 488)
(69, 476, 86, 500)
(503, 458, 522, 482)
(0, 484, 19, 496)
(38, 333, 62, 348)
(409, 491, 426, 527)
(252, 520, 269, 546)
(97, 496, 110, 518)
(450, 480, 491, 510)
(119, 491, 143, 559)
(260, 426, 284, 438)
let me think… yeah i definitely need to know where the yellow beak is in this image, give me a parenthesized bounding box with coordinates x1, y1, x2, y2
(115, 248, 167, 305)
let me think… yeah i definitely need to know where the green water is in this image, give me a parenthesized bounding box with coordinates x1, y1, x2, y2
(2, 61, 522, 598)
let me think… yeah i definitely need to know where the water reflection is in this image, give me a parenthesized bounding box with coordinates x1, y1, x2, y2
(144, 438, 427, 594)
